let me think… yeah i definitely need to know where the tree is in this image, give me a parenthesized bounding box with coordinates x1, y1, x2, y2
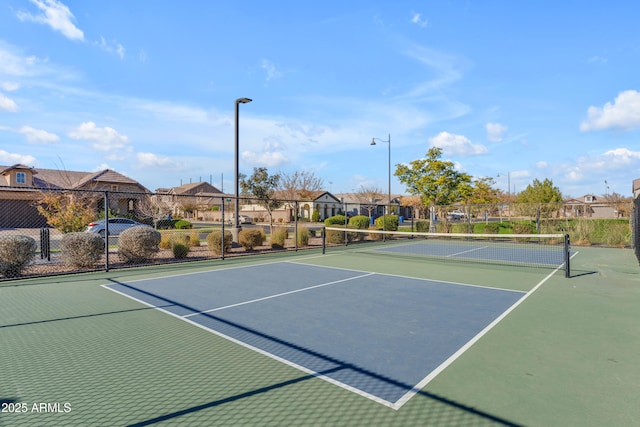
(36, 191, 98, 233)
(277, 170, 324, 220)
(395, 147, 472, 230)
(516, 178, 563, 218)
(466, 177, 501, 222)
(240, 167, 283, 234)
(355, 185, 384, 220)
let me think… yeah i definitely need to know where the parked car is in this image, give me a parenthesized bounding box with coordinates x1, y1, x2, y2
(447, 211, 467, 221)
(86, 218, 151, 236)
(238, 215, 253, 224)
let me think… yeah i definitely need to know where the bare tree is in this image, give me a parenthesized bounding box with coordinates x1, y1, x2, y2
(355, 185, 384, 219)
(135, 194, 178, 227)
(277, 170, 324, 220)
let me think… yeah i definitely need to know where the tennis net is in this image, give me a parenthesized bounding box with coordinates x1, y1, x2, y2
(322, 227, 571, 277)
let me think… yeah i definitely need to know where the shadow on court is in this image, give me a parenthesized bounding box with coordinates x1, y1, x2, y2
(107, 278, 522, 427)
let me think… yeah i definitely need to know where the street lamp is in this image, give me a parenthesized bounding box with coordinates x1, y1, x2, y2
(370, 134, 391, 217)
(497, 171, 511, 218)
(233, 97, 252, 243)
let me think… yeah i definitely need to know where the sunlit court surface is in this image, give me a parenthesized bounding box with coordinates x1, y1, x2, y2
(2, 244, 639, 426)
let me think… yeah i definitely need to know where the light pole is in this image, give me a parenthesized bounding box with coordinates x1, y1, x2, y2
(233, 97, 252, 243)
(370, 134, 391, 217)
(498, 171, 511, 218)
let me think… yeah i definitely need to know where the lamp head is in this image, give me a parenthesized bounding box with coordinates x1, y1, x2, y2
(370, 138, 376, 146)
(236, 98, 252, 104)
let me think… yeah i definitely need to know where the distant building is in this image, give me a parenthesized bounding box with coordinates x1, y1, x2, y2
(0, 164, 149, 228)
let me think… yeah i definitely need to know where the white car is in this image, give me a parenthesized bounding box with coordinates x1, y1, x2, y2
(86, 218, 151, 236)
(238, 215, 253, 224)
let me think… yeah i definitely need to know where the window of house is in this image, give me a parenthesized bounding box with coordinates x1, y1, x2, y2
(16, 172, 26, 184)
(585, 196, 593, 202)
(111, 185, 119, 191)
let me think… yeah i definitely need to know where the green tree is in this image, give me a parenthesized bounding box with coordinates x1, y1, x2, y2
(36, 191, 97, 233)
(516, 178, 563, 218)
(466, 177, 501, 222)
(240, 167, 283, 234)
(395, 147, 472, 230)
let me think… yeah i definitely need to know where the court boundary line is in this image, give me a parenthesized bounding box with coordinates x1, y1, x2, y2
(101, 281, 399, 409)
(183, 272, 375, 317)
(393, 253, 575, 408)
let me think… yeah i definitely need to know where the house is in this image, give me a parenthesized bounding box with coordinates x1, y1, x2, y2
(563, 194, 617, 218)
(0, 164, 150, 228)
(155, 182, 224, 219)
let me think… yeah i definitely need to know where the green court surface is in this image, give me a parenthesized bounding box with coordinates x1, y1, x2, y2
(1, 246, 639, 426)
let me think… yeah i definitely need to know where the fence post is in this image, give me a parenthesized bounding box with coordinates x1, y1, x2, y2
(564, 234, 571, 278)
(104, 191, 109, 272)
(40, 228, 50, 261)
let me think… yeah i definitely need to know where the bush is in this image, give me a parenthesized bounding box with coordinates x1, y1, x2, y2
(484, 222, 500, 234)
(61, 232, 104, 268)
(325, 228, 346, 244)
(324, 215, 347, 226)
(297, 227, 310, 246)
(118, 226, 161, 263)
(368, 226, 383, 241)
(415, 221, 430, 232)
(206, 230, 232, 255)
(348, 215, 370, 229)
(270, 227, 288, 249)
(312, 209, 321, 222)
(188, 230, 201, 247)
(374, 215, 399, 231)
(174, 220, 193, 229)
(156, 219, 177, 229)
(0, 235, 36, 277)
(172, 242, 190, 258)
(239, 228, 265, 250)
(513, 222, 535, 234)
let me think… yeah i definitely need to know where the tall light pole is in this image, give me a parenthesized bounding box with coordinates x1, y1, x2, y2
(370, 134, 391, 217)
(498, 171, 511, 218)
(233, 97, 252, 242)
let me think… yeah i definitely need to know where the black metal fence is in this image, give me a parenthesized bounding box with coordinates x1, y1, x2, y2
(0, 186, 634, 280)
(633, 197, 640, 265)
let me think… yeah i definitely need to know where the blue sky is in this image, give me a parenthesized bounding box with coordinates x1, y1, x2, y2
(1, 1, 639, 199)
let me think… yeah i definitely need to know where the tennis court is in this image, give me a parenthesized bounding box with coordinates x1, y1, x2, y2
(1, 243, 639, 426)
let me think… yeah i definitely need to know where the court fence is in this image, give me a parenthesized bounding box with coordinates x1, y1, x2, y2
(0, 186, 632, 280)
(633, 196, 640, 265)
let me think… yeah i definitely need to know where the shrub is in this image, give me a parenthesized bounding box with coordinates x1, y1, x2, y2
(156, 219, 176, 229)
(61, 232, 104, 268)
(172, 242, 190, 258)
(239, 228, 265, 250)
(188, 230, 201, 247)
(374, 215, 399, 231)
(174, 220, 193, 229)
(270, 227, 288, 249)
(118, 226, 161, 263)
(348, 215, 370, 229)
(0, 235, 36, 277)
(326, 228, 346, 244)
(312, 209, 321, 222)
(324, 215, 347, 227)
(484, 222, 500, 234)
(415, 221, 430, 232)
(368, 226, 383, 241)
(450, 223, 469, 234)
(297, 226, 310, 246)
(206, 230, 232, 255)
(513, 222, 535, 234)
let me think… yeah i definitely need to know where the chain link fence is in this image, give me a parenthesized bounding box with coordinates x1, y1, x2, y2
(633, 197, 640, 265)
(0, 186, 634, 280)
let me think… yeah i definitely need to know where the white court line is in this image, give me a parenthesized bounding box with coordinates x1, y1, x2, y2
(184, 272, 375, 317)
(446, 245, 489, 257)
(391, 253, 575, 409)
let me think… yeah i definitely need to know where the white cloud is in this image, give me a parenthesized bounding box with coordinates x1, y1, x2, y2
(485, 122, 507, 142)
(536, 161, 548, 169)
(261, 59, 283, 82)
(68, 122, 129, 151)
(95, 36, 126, 60)
(0, 150, 37, 165)
(136, 152, 187, 170)
(17, 0, 84, 41)
(19, 125, 60, 143)
(580, 90, 640, 131)
(0, 93, 18, 111)
(1, 82, 19, 91)
(428, 131, 488, 156)
(242, 150, 289, 167)
(410, 12, 428, 28)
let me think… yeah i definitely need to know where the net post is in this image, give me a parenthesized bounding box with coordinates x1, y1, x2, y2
(564, 234, 571, 278)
